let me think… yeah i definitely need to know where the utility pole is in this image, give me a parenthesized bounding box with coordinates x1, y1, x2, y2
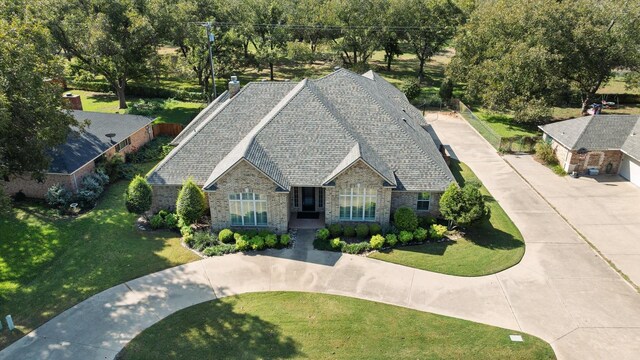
(193, 22, 217, 101)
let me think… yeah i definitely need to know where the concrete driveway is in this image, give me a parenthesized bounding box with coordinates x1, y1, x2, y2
(2, 114, 640, 360)
(505, 154, 640, 287)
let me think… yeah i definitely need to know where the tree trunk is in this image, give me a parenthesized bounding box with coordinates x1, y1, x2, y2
(385, 51, 392, 71)
(115, 80, 127, 109)
(353, 50, 357, 65)
(417, 57, 426, 83)
(269, 62, 274, 81)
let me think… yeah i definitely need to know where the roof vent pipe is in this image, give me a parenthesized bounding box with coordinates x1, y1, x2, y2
(228, 76, 240, 98)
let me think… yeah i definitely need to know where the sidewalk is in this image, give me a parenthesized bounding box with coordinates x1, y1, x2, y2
(2, 114, 640, 360)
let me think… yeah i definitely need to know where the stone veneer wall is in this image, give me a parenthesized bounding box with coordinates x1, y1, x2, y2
(390, 191, 442, 217)
(151, 185, 182, 212)
(207, 161, 289, 233)
(324, 161, 392, 226)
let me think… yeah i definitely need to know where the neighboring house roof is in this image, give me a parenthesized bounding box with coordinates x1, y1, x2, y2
(148, 68, 455, 192)
(539, 115, 640, 160)
(48, 110, 153, 174)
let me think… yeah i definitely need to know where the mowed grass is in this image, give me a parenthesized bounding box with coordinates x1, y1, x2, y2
(0, 162, 200, 349)
(66, 89, 205, 125)
(474, 109, 540, 138)
(369, 159, 525, 276)
(116, 292, 555, 360)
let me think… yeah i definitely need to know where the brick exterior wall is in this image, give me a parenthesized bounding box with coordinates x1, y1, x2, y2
(206, 160, 289, 233)
(151, 185, 183, 212)
(324, 161, 393, 226)
(390, 191, 442, 217)
(549, 137, 624, 175)
(1, 125, 153, 199)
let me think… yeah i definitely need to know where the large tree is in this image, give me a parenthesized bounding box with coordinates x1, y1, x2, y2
(399, 0, 462, 82)
(449, 0, 640, 117)
(247, 0, 290, 81)
(0, 18, 78, 190)
(46, 0, 159, 109)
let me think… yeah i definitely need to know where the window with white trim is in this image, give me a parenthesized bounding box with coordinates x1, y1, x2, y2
(417, 192, 430, 210)
(229, 192, 267, 226)
(339, 186, 376, 221)
(291, 187, 299, 208)
(115, 137, 131, 152)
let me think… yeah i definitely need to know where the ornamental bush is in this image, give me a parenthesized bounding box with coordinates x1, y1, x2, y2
(330, 237, 343, 249)
(81, 175, 103, 194)
(394, 207, 418, 232)
(440, 183, 487, 227)
(265, 234, 278, 248)
(316, 228, 330, 241)
(250, 236, 265, 250)
(125, 175, 152, 215)
(429, 224, 448, 240)
(74, 189, 100, 209)
(203, 244, 236, 256)
(176, 178, 207, 225)
(370, 234, 385, 249)
(218, 229, 234, 243)
(369, 223, 382, 235)
(279, 234, 291, 246)
(164, 213, 178, 230)
(343, 225, 356, 237)
(149, 214, 165, 229)
(193, 231, 215, 251)
(534, 141, 558, 165)
(342, 242, 371, 254)
(418, 215, 437, 228)
(328, 223, 343, 237)
(385, 233, 398, 247)
(183, 233, 195, 247)
(45, 183, 72, 208)
(399, 230, 414, 244)
(355, 223, 369, 238)
(413, 227, 428, 242)
(236, 235, 250, 251)
(180, 225, 193, 237)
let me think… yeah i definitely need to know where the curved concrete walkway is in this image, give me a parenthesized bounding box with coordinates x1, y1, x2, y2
(2, 114, 640, 360)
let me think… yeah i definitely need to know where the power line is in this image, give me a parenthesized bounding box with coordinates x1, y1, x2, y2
(211, 22, 434, 32)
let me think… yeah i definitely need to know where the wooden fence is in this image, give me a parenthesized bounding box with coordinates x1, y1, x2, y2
(152, 123, 184, 138)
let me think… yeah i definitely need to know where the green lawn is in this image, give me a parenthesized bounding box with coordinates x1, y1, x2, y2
(474, 109, 540, 138)
(369, 159, 525, 276)
(116, 292, 555, 360)
(0, 162, 200, 350)
(66, 89, 205, 125)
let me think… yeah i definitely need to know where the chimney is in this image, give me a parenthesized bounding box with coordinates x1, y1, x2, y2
(62, 92, 83, 110)
(228, 76, 240, 98)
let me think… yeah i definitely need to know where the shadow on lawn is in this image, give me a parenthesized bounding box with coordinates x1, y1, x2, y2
(116, 296, 302, 360)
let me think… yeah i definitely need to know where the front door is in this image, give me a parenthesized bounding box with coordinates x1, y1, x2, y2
(301, 187, 315, 211)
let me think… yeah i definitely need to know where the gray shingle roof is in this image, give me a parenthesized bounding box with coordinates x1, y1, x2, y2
(539, 115, 640, 160)
(170, 91, 228, 146)
(48, 110, 153, 174)
(148, 68, 455, 192)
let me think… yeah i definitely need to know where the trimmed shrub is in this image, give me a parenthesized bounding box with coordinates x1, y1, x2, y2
(328, 223, 343, 237)
(74, 189, 100, 209)
(164, 213, 178, 230)
(183, 233, 195, 247)
(330, 237, 343, 249)
(370, 234, 385, 249)
(394, 207, 418, 232)
(258, 229, 271, 237)
(399, 230, 414, 244)
(180, 225, 193, 237)
(418, 215, 437, 228)
(355, 223, 369, 238)
(150, 214, 165, 229)
(218, 229, 234, 243)
(369, 223, 382, 235)
(203, 244, 236, 256)
(429, 224, 448, 240)
(440, 183, 487, 227)
(45, 184, 72, 208)
(158, 209, 169, 218)
(342, 242, 371, 254)
(176, 178, 207, 225)
(385, 233, 398, 247)
(81, 175, 103, 194)
(343, 225, 356, 237)
(279, 234, 291, 246)
(236, 235, 250, 251)
(125, 175, 152, 215)
(316, 228, 330, 241)
(265, 234, 278, 248)
(250, 236, 265, 250)
(534, 141, 558, 165)
(413, 227, 428, 242)
(439, 77, 454, 102)
(193, 231, 215, 251)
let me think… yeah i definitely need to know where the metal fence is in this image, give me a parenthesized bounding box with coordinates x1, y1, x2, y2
(454, 99, 539, 154)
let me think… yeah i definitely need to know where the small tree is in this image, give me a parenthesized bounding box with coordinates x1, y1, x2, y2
(439, 78, 454, 103)
(439, 182, 487, 227)
(176, 178, 207, 225)
(125, 175, 152, 215)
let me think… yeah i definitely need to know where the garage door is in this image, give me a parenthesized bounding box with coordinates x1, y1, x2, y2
(619, 155, 640, 187)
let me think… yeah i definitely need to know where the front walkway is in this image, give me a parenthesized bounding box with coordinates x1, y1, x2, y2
(2, 114, 640, 360)
(504, 154, 640, 287)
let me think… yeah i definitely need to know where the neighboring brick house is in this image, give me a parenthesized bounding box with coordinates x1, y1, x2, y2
(539, 115, 640, 187)
(2, 111, 154, 198)
(147, 69, 455, 233)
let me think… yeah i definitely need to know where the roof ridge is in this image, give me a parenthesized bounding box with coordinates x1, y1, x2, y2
(572, 115, 596, 149)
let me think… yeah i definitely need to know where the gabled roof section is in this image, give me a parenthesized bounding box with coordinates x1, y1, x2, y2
(540, 115, 640, 157)
(170, 91, 229, 146)
(321, 143, 396, 186)
(622, 120, 640, 160)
